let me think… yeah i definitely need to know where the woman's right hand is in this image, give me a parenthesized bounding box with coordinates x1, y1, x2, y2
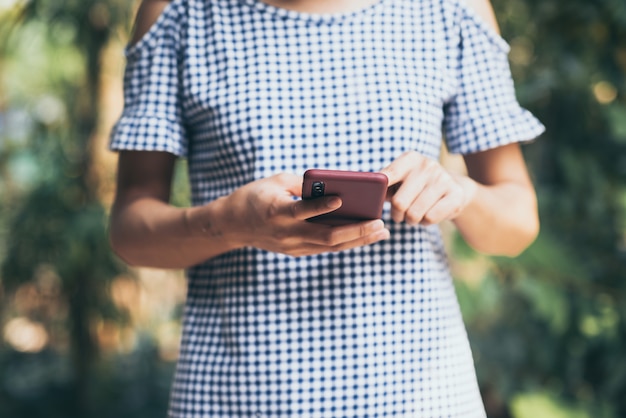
(191, 173, 390, 257)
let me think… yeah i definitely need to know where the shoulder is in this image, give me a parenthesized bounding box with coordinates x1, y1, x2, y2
(437, 0, 508, 56)
(130, 0, 173, 46)
(128, 0, 192, 51)
(439, 0, 499, 33)
(459, 0, 499, 33)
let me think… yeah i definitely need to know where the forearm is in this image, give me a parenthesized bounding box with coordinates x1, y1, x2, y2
(452, 177, 539, 257)
(109, 197, 235, 269)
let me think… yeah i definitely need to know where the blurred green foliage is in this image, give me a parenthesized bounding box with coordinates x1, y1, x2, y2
(0, 0, 624, 417)
(454, 0, 626, 416)
(0, 0, 169, 417)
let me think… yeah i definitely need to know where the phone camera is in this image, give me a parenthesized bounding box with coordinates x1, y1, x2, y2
(311, 181, 325, 198)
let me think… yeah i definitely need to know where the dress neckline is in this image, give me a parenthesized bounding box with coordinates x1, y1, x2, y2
(238, 0, 388, 24)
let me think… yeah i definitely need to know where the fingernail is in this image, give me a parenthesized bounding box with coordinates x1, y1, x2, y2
(367, 219, 384, 231)
(376, 229, 390, 240)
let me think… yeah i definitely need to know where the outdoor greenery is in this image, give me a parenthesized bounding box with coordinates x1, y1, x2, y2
(0, 0, 624, 417)
(455, 0, 626, 417)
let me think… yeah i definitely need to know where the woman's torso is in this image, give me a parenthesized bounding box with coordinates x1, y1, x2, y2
(162, 0, 485, 416)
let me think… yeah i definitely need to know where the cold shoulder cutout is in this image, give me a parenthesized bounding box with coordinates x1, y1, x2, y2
(129, 0, 173, 47)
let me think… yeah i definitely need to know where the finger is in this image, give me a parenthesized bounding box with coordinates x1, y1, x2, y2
(421, 194, 464, 225)
(379, 151, 424, 187)
(303, 219, 386, 246)
(412, 174, 467, 225)
(290, 196, 343, 221)
(388, 175, 429, 223)
(404, 183, 447, 225)
(387, 160, 443, 222)
(288, 227, 390, 257)
(327, 227, 390, 252)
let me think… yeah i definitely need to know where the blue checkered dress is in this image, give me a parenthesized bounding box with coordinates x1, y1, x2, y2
(110, 0, 544, 416)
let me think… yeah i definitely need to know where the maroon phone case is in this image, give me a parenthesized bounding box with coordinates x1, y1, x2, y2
(302, 169, 388, 225)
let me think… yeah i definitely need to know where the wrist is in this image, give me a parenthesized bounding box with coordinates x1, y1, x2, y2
(183, 197, 241, 252)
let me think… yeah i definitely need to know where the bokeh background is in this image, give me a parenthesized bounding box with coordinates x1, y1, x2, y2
(0, 0, 625, 417)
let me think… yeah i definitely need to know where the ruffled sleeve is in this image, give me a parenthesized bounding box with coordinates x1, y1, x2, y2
(443, 2, 544, 155)
(109, 1, 188, 157)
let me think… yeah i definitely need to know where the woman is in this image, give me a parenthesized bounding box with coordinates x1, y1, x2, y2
(109, 0, 544, 416)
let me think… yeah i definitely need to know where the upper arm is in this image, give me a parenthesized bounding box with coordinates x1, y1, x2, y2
(463, 143, 533, 188)
(130, 0, 172, 46)
(462, 0, 500, 33)
(113, 151, 177, 206)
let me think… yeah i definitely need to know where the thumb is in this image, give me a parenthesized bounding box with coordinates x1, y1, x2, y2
(291, 195, 343, 221)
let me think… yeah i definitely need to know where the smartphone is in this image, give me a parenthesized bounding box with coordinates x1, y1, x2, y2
(302, 169, 388, 225)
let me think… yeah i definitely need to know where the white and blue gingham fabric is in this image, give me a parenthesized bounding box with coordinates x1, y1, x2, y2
(111, 0, 544, 416)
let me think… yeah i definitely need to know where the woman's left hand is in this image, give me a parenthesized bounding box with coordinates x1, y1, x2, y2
(380, 151, 477, 225)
